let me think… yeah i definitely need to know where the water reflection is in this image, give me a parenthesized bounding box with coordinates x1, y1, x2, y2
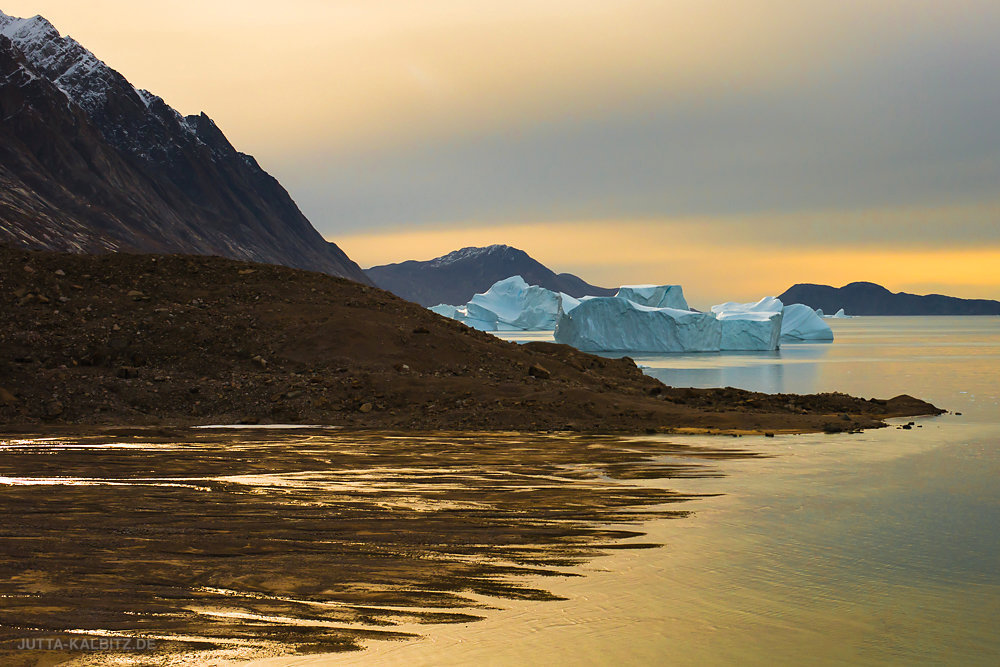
(499, 318, 1000, 416)
(0, 431, 752, 663)
(3, 318, 999, 665)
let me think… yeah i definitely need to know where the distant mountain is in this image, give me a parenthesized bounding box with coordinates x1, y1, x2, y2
(779, 282, 1000, 316)
(366, 245, 616, 306)
(0, 11, 368, 283)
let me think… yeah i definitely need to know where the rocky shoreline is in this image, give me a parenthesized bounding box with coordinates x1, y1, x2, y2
(0, 245, 943, 433)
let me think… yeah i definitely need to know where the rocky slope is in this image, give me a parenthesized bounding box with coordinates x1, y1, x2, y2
(0, 245, 943, 432)
(0, 10, 368, 283)
(366, 244, 616, 306)
(779, 282, 1000, 316)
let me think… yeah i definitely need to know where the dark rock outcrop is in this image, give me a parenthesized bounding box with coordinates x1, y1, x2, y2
(366, 244, 615, 306)
(779, 282, 1000, 316)
(0, 11, 368, 283)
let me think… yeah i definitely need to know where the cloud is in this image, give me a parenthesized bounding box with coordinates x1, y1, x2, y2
(263, 0, 1000, 239)
(9, 0, 1000, 295)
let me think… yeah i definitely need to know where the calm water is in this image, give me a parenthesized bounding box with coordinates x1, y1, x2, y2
(343, 317, 1000, 665)
(2, 318, 998, 665)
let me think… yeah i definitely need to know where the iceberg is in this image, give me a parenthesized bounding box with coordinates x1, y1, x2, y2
(554, 297, 721, 352)
(710, 296, 784, 316)
(429, 304, 459, 319)
(456, 307, 502, 331)
(781, 303, 834, 341)
(429, 302, 511, 330)
(430, 276, 579, 331)
(559, 292, 582, 314)
(465, 276, 561, 330)
(615, 284, 689, 310)
(715, 311, 784, 350)
(711, 298, 784, 351)
(432, 277, 835, 350)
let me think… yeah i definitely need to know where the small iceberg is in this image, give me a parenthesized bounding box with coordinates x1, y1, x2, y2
(781, 303, 834, 341)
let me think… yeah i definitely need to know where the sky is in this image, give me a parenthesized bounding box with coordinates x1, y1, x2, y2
(5, 1, 1000, 306)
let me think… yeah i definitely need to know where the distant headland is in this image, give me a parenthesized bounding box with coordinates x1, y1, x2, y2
(778, 282, 1000, 316)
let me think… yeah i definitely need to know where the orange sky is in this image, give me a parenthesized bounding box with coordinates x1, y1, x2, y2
(5, 1, 999, 303)
(338, 219, 1000, 309)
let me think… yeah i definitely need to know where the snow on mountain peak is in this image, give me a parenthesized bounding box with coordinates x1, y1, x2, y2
(0, 9, 120, 112)
(135, 88, 158, 108)
(429, 245, 518, 267)
(0, 12, 58, 43)
(0, 9, 206, 154)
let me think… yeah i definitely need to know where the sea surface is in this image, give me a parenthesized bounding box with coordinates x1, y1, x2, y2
(347, 317, 999, 665)
(1, 317, 998, 665)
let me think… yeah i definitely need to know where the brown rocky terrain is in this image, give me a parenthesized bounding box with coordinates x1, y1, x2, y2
(0, 245, 943, 433)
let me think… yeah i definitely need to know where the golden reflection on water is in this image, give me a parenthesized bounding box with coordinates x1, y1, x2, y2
(0, 430, 745, 664)
(324, 421, 1000, 667)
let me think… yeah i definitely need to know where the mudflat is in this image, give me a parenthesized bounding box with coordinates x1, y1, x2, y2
(0, 428, 757, 664)
(0, 246, 942, 433)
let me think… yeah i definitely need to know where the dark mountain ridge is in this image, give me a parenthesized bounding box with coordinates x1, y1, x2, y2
(779, 282, 1000, 316)
(366, 244, 616, 306)
(0, 10, 368, 283)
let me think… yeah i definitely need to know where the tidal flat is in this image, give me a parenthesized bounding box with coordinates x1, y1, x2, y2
(0, 428, 758, 664)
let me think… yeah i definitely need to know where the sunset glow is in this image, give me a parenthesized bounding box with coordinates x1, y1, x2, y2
(6, 0, 999, 300)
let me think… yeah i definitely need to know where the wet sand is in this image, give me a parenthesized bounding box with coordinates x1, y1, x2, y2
(0, 428, 759, 665)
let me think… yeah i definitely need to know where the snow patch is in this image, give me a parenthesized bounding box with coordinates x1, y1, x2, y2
(427, 244, 514, 268)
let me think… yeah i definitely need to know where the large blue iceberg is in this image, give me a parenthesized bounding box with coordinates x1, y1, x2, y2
(429, 276, 833, 351)
(555, 297, 721, 352)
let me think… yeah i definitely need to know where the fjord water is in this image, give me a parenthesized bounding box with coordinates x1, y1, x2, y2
(2, 319, 997, 665)
(348, 317, 1000, 665)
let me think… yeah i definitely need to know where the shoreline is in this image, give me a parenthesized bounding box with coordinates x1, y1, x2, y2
(0, 411, 944, 439)
(1, 245, 944, 435)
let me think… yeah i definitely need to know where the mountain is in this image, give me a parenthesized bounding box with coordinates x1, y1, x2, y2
(365, 244, 616, 306)
(779, 282, 1000, 316)
(0, 11, 368, 283)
